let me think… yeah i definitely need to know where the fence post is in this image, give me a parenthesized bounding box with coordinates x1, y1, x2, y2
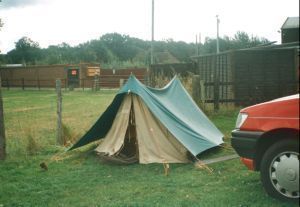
(93, 75, 100, 91)
(192, 75, 200, 104)
(56, 79, 63, 145)
(119, 79, 124, 88)
(214, 77, 220, 111)
(199, 80, 206, 104)
(64, 79, 67, 91)
(6, 78, 9, 90)
(0, 76, 6, 160)
(22, 78, 25, 90)
(37, 78, 40, 90)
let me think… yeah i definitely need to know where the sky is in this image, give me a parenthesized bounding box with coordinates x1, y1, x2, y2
(0, 0, 299, 54)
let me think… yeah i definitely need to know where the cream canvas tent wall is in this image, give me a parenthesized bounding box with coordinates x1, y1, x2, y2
(70, 75, 224, 164)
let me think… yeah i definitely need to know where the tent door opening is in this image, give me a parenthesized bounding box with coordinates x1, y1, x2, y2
(95, 94, 191, 164)
(117, 102, 138, 159)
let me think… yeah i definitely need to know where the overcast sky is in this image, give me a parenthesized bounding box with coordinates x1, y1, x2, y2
(0, 0, 299, 54)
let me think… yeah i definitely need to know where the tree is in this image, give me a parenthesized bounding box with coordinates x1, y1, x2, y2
(100, 33, 142, 61)
(7, 37, 42, 64)
(201, 31, 270, 54)
(2, 32, 270, 66)
(76, 40, 111, 63)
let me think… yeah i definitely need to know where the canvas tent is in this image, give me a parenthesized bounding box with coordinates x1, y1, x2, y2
(70, 75, 224, 164)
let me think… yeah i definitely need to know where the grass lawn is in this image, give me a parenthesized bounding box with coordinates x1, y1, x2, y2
(0, 90, 297, 207)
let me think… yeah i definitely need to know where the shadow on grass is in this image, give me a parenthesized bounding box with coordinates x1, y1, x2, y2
(196, 145, 235, 161)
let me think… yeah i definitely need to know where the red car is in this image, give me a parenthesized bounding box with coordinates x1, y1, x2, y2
(231, 94, 299, 202)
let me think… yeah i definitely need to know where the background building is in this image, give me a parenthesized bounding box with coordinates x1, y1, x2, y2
(281, 17, 299, 43)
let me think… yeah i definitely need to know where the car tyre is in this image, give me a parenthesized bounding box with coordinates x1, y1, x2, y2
(260, 139, 299, 202)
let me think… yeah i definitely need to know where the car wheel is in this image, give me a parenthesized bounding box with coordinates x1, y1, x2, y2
(260, 139, 299, 202)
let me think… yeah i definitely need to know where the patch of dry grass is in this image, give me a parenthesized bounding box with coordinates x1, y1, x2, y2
(2, 90, 117, 157)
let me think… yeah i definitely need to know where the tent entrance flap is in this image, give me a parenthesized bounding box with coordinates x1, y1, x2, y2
(95, 94, 139, 164)
(95, 95, 132, 156)
(117, 99, 138, 158)
(95, 94, 190, 164)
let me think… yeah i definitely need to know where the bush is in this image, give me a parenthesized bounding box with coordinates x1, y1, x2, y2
(25, 130, 40, 156)
(62, 123, 77, 147)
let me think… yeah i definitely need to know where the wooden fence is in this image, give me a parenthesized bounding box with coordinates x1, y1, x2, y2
(190, 74, 298, 110)
(1, 75, 145, 90)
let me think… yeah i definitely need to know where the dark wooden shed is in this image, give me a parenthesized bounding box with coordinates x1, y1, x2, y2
(149, 43, 299, 106)
(281, 17, 299, 43)
(194, 44, 299, 105)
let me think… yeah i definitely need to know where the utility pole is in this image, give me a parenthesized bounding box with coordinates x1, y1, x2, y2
(150, 0, 154, 64)
(216, 15, 220, 54)
(195, 33, 201, 56)
(0, 75, 6, 160)
(56, 79, 63, 145)
(198, 33, 201, 56)
(195, 34, 198, 56)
